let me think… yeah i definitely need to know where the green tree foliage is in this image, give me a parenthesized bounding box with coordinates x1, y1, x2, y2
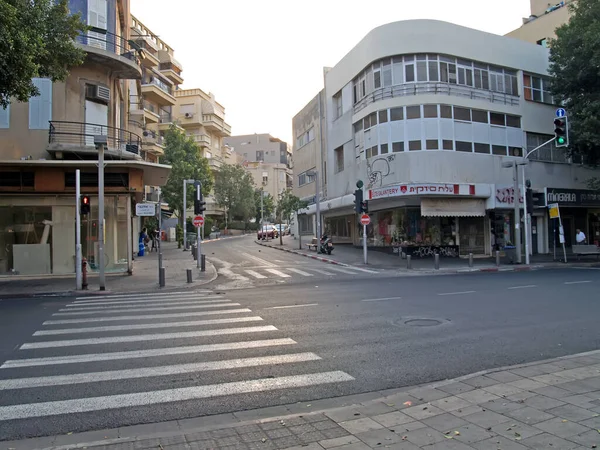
(214, 164, 255, 224)
(0, 0, 87, 107)
(548, 0, 600, 165)
(254, 190, 274, 224)
(275, 189, 308, 245)
(161, 126, 213, 227)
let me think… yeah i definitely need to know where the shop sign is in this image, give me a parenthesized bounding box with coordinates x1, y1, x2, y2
(369, 183, 475, 200)
(135, 203, 156, 217)
(495, 185, 523, 206)
(544, 188, 600, 207)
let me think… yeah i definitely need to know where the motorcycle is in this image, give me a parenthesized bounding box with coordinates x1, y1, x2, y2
(320, 234, 334, 255)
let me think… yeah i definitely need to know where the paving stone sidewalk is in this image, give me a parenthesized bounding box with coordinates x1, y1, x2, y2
(8, 350, 600, 450)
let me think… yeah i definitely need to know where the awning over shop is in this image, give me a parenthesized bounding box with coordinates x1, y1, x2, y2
(421, 198, 486, 217)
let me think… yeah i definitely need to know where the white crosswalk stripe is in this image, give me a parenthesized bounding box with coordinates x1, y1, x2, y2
(245, 270, 267, 279)
(287, 268, 313, 276)
(0, 290, 354, 423)
(217, 266, 379, 281)
(265, 268, 291, 278)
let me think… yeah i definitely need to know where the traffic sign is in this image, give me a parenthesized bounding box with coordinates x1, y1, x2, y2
(556, 108, 566, 118)
(135, 203, 156, 217)
(360, 214, 370, 226)
(193, 215, 204, 227)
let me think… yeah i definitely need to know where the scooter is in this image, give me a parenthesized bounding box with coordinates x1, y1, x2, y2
(320, 234, 334, 255)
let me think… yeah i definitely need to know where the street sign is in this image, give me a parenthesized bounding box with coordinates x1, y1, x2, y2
(360, 214, 370, 226)
(548, 203, 560, 219)
(193, 215, 204, 227)
(135, 203, 156, 217)
(556, 108, 566, 118)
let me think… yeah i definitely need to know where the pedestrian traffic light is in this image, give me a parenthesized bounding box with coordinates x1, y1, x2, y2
(353, 189, 363, 213)
(554, 115, 569, 147)
(361, 200, 369, 214)
(80, 196, 90, 215)
(194, 183, 206, 214)
(526, 188, 534, 215)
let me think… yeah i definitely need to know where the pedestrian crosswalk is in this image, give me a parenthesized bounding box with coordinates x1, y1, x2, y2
(0, 291, 354, 429)
(221, 265, 380, 281)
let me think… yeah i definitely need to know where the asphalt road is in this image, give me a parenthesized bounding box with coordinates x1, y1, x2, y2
(0, 243, 599, 440)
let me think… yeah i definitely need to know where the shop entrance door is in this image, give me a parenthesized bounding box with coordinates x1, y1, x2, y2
(459, 217, 485, 255)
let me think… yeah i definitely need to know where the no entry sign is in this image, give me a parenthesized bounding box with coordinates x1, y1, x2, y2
(193, 215, 205, 227)
(360, 214, 370, 226)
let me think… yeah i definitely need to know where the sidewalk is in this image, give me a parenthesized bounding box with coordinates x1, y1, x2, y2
(257, 237, 600, 274)
(8, 350, 600, 450)
(0, 241, 219, 298)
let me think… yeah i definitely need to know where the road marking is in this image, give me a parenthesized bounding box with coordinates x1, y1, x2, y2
(74, 291, 213, 301)
(245, 270, 267, 279)
(319, 269, 335, 275)
(327, 267, 358, 275)
(345, 266, 379, 274)
(265, 269, 291, 278)
(508, 285, 537, 290)
(63, 299, 230, 311)
(240, 252, 277, 268)
(286, 268, 313, 276)
(438, 291, 476, 296)
(71, 296, 223, 306)
(564, 280, 592, 285)
(1, 339, 297, 368)
(220, 268, 250, 281)
(20, 326, 278, 349)
(268, 303, 319, 309)
(34, 317, 264, 336)
(362, 297, 402, 302)
(0, 353, 322, 390)
(0, 372, 354, 421)
(53, 303, 242, 316)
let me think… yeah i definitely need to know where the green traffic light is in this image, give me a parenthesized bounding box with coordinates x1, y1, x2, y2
(557, 137, 566, 145)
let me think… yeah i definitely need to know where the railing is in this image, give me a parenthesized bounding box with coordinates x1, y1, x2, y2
(159, 108, 172, 123)
(353, 82, 520, 114)
(159, 62, 181, 75)
(48, 121, 142, 155)
(142, 76, 173, 95)
(141, 129, 164, 146)
(190, 134, 211, 146)
(76, 29, 140, 66)
(202, 114, 232, 133)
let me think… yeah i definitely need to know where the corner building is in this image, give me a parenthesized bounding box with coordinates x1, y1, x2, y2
(303, 19, 598, 256)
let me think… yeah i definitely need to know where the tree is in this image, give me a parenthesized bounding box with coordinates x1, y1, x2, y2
(275, 189, 308, 245)
(214, 164, 255, 226)
(0, 0, 87, 107)
(588, 178, 600, 192)
(161, 126, 213, 232)
(548, 0, 600, 165)
(254, 190, 274, 224)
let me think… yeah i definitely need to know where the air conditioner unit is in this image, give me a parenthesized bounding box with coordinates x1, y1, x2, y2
(85, 84, 110, 103)
(185, 112, 194, 119)
(143, 131, 150, 137)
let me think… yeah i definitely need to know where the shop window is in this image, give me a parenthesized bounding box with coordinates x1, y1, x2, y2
(506, 115, 521, 128)
(406, 106, 421, 119)
(440, 105, 452, 119)
(443, 140, 453, 150)
(492, 145, 507, 156)
(390, 107, 403, 121)
(423, 104, 438, 118)
(426, 139, 439, 150)
(471, 109, 488, 123)
(456, 141, 472, 152)
(325, 216, 350, 238)
(408, 140, 421, 151)
(380, 143, 389, 154)
(378, 110, 388, 124)
(453, 107, 471, 121)
(490, 113, 505, 126)
(474, 143, 490, 154)
(392, 142, 404, 152)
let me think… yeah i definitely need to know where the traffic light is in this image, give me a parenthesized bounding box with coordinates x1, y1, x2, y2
(554, 115, 569, 147)
(353, 189, 363, 213)
(361, 200, 369, 214)
(80, 195, 90, 215)
(526, 188, 534, 215)
(194, 183, 206, 214)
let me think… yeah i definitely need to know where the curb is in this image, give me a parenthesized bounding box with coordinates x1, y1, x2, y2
(255, 240, 352, 267)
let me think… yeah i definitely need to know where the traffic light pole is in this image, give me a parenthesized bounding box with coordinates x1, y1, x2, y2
(195, 182, 202, 269)
(75, 169, 82, 290)
(363, 189, 367, 265)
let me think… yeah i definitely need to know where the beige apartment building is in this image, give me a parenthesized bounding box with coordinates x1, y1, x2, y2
(506, 0, 572, 46)
(0, 0, 171, 276)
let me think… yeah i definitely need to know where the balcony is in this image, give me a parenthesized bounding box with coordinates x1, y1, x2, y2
(190, 134, 211, 147)
(76, 29, 142, 79)
(47, 121, 142, 160)
(141, 130, 165, 156)
(202, 114, 232, 137)
(208, 157, 223, 171)
(158, 49, 183, 72)
(141, 76, 176, 106)
(159, 62, 184, 85)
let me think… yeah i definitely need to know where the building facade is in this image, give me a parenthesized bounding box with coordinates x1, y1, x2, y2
(0, 0, 171, 276)
(296, 19, 599, 256)
(506, 0, 572, 46)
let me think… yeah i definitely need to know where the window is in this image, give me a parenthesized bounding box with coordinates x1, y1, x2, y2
(443, 140, 453, 150)
(405, 58, 415, 82)
(406, 106, 420, 119)
(417, 60, 427, 81)
(423, 104, 438, 118)
(426, 139, 439, 150)
(471, 109, 488, 123)
(0, 104, 9, 128)
(456, 141, 472, 152)
(29, 78, 52, 129)
(392, 142, 404, 152)
(378, 110, 388, 123)
(366, 146, 378, 159)
(490, 113, 505, 126)
(307, 128, 315, 141)
(363, 114, 371, 129)
(428, 61, 439, 82)
(526, 132, 568, 163)
(474, 68, 489, 90)
(392, 57, 403, 85)
(506, 115, 521, 128)
(334, 146, 344, 173)
(523, 74, 553, 104)
(380, 143, 389, 154)
(296, 134, 306, 148)
(509, 147, 523, 157)
(492, 145, 507, 156)
(537, 38, 548, 48)
(256, 150, 264, 161)
(374, 69, 381, 89)
(390, 107, 403, 121)
(298, 173, 307, 186)
(474, 143, 490, 154)
(369, 112, 377, 127)
(382, 59, 392, 87)
(296, 128, 314, 148)
(408, 140, 421, 151)
(440, 105, 452, 119)
(333, 92, 343, 119)
(453, 107, 471, 121)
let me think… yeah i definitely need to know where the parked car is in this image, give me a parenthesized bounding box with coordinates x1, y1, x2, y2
(275, 224, 290, 236)
(257, 225, 278, 239)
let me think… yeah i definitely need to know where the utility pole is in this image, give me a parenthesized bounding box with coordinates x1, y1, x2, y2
(157, 187, 163, 275)
(75, 169, 82, 290)
(195, 181, 202, 269)
(315, 171, 321, 252)
(94, 135, 107, 290)
(513, 163, 522, 264)
(182, 179, 195, 250)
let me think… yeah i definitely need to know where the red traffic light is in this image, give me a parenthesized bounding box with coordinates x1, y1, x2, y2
(82, 196, 90, 204)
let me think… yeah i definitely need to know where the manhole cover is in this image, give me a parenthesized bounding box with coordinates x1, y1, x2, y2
(404, 319, 442, 327)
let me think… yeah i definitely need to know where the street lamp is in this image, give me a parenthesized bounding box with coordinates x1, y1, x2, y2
(501, 159, 527, 264)
(306, 170, 320, 253)
(94, 135, 107, 290)
(182, 179, 196, 251)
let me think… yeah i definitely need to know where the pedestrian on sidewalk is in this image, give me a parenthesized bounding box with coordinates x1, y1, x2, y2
(576, 228, 586, 244)
(151, 228, 159, 252)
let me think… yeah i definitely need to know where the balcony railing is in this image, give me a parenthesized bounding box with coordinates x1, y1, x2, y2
(353, 82, 520, 114)
(76, 29, 140, 65)
(159, 62, 182, 75)
(142, 76, 173, 95)
(48, 121, 142, 155)
(159, 109, 172, 123)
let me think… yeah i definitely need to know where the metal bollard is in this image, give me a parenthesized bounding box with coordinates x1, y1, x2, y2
(186, 268, 193, 283)
(192, 245, 197, 260)
(159, 267, 165, 287)
(468, 253, 474, 268)
(406, 254, 412, 269)
(81, 257, 88, 290)
(495, 250, 500, 267)
(201, 254, 206, 272)
(434, 253, 440, 270)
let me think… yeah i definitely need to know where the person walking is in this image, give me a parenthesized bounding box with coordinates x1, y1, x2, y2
(576, 228, 586, 245)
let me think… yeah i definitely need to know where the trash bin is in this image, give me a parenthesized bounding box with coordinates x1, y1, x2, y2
(503, 246, 516, 264)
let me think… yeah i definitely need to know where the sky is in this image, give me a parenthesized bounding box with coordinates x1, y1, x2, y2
(130, 0, 532, 145)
